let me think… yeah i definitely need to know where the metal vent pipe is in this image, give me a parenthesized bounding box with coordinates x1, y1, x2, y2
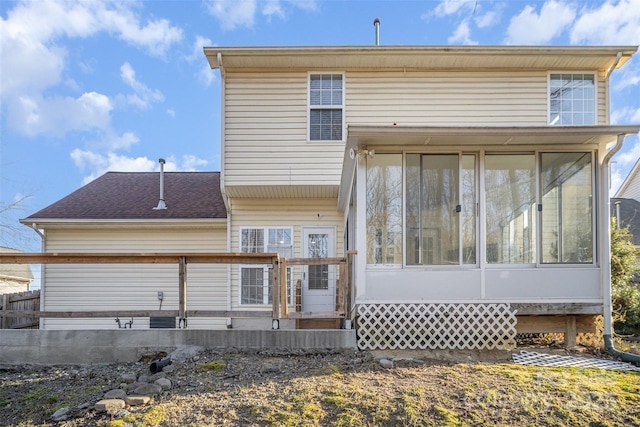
(373, 18, 380, 46)
(153, 158, 167, 210)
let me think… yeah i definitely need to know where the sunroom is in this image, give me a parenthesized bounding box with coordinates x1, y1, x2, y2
(340, 125, 638, 349)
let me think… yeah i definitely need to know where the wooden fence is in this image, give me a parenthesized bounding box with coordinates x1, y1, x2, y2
(1, 290, 40, 329)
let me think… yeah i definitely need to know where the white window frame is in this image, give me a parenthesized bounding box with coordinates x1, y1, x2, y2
(548, 72, 597, 126)
(239, 227, 293, 306)
(307, 72, 345, 142)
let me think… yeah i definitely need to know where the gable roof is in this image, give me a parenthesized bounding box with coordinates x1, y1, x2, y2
(23, 172, 227, 223)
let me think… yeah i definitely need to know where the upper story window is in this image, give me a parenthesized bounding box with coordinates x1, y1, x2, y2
(549, 73, 595, 126)
(309, 73, 344, 141)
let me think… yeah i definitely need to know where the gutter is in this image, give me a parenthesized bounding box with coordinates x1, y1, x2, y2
(601, 134, 640, 364)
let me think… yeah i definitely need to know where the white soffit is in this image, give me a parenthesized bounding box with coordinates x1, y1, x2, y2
(205, 46, 638, 72)
(346, 125, 640, 147)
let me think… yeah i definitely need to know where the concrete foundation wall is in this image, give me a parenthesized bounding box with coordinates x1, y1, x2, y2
(0, 329, 357, 365)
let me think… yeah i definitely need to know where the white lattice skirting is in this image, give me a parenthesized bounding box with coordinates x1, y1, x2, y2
(356, 303, 517, 351)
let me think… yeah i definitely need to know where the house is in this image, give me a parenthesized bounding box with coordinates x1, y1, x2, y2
(0, 247, 33, 294)
(616, 157, 640, 200)
(19, 44, 640, 350)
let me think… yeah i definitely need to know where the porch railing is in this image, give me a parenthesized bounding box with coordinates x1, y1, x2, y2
(0, 252, 356, 328)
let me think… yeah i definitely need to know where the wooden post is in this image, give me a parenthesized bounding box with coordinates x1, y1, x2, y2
(565, 315, 577, 348)
(346, 250, 356, 319)
(280, 258, 288, 319)
(338, 263, 346, 314)
(178, 256, 187, 328)
(1, 294, 7, 329)
(271, 256, 280, 320)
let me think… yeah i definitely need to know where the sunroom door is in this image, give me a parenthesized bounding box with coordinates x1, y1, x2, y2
(406, 154, 476, 266)
(301, 227, 335, 312)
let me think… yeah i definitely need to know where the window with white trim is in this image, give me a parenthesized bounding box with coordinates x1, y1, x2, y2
(309, 73, 344, 141)
(549, 73, 595, 125)
(240, 227, 293, 305)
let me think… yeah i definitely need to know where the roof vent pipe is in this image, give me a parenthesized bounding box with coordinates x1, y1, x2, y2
(153, 158, 167, 210)
(373, 18, 380, 46)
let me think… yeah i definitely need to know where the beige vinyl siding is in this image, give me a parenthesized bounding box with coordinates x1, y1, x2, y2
(224, 72, 343, 188)
(42, 228, 228, 330)
(224, 69, 608, 190)
(229, 198, 344, 310)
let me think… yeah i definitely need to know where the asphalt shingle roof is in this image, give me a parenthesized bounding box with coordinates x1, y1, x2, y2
(25, 172, 226, 220)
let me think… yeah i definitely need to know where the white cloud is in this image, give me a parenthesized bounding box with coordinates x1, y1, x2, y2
(434, 0, 475, 17)
(611, 137, 640, 193)
(186, 35, 216, 87)
(0, 0, 181, 137)
(166, 109, 175, 118)
(475, 9, 500, 28)
(70, 150, 208, 184)
(205, 0, 317, 30)
(611, 106, 640, 125)
(120, 62, 164, 110)
(205, 0, 257, 30)
(504, 1, 576, 44)
(448, 20, 478, 45)
(263, 0, 285, 20)
(7, 92, 112, 137)
(570, 0, 640, 45)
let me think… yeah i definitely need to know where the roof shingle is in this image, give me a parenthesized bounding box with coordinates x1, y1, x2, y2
(25, 172, 226, 220)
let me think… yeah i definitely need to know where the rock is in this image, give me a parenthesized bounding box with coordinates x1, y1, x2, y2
(119, 373, 137, 384)
(155, 377, 172, 390)
(125, 381, 147, 391)
(378, 358, 394, 369)
(138, 374, 152, 383)
(134, 383, 163, 396)
(148, 372, 166, 382)
(126, 395, 152, 406)
(95, 399, 126, 414)
(51, 407, 71, 422)
(169, 345, 205, 362)
(104, 389, 127, 400)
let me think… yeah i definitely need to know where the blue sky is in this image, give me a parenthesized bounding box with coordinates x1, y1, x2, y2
(1, 0, 639, 254)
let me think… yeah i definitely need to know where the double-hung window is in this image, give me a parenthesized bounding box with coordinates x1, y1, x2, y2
(309, 73, 344, 141)
(240, 227, 293, 305)
(549, 73, 596, 125)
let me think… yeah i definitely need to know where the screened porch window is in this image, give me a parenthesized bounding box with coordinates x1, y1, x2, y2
(405, 154, 476, 266)
(540, 152, 593, 263)
(366, 154, 403, 264)
(364, 151, 594, 267)
(485, 154, 536, 264)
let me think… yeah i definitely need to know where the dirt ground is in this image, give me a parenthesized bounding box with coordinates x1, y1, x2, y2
(2, 343, 639, 427)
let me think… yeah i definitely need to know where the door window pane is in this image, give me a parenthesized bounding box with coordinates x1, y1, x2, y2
(540, 152, 593, 263)
(366, 154, 403, 264)
(485, 154, 536, 264)
(308, 233, 328, 290)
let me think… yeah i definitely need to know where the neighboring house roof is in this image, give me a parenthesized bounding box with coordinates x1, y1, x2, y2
(23, 172, 227, 222)
(611, 198, 640, 247)
(615, 157, 640, 200)
(0, 247, 34, 282)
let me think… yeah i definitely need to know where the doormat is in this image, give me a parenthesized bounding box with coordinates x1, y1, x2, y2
(512, 350, 640, 372)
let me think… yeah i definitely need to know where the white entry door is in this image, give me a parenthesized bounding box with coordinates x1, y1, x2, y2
(302, 227, 335, 312)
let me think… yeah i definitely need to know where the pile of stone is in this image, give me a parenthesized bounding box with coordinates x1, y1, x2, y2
(51, 362, 173, 422)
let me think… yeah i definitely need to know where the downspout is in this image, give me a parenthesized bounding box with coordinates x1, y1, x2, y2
(218, 52, 233, 325)
(601, 134, 640, 364)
